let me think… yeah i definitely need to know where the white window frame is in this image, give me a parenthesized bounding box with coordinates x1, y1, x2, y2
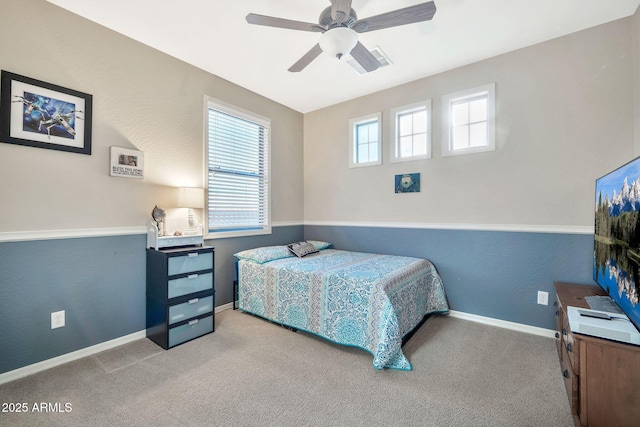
(204, 96, 271, 239)
(441, 83, 496, 157)
(390, 99, 432, 163)
(349, 112, 382, 168)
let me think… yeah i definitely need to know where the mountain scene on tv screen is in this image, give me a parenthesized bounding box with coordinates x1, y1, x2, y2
(595, 174, 640, 309)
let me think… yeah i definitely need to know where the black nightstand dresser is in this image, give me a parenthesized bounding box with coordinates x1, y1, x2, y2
(146, 245, 215, 349)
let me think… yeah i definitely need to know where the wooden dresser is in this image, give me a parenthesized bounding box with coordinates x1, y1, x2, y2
(554, 282, 640, 427)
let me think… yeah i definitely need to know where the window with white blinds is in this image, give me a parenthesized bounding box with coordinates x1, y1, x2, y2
(205, 97, 270, 238)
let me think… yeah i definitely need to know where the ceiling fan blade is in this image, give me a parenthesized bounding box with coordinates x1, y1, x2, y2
(350, 42, 380, 73)
(288, 44, 323, 72)
(352, 1, 436, 33)
(246, 13, 325, 32)
(331, 0, 353, 25)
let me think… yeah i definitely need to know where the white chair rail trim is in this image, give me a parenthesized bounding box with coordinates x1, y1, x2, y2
(304, 220, 592, 235)
(0, 223, 306, 243)
(0, 226, 148, 243)
(0, 221, 591, 243)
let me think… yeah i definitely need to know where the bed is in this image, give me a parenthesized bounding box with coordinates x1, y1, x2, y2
(234, 241, 449, 370)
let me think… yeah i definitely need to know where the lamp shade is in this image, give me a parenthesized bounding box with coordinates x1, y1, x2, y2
(178, 187, 204, 208)
(319, 27, 358, 59)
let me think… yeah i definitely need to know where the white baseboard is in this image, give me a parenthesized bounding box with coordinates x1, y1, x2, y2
(0, 330, 146, 386)
(215, 302, 234, 312)
(0, 304, 235, 386)
(448, 310, 557, 338)
(0, 306, 553, 385)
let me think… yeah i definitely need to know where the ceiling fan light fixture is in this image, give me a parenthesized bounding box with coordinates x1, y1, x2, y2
(319, 27, 358, 60)
(246, 1, 437, 73)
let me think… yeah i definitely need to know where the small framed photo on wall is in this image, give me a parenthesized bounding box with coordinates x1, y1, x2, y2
(395, 173, 420, 193)
(110, 146, 144, 179)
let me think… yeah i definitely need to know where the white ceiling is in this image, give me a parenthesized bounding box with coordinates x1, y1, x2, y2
(47, 0, 640, 113)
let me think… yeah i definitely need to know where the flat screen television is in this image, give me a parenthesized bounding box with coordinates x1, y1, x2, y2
(594, 156, 640, 331)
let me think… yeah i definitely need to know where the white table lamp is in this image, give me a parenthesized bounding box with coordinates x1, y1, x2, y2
(178, 187, 204, 232)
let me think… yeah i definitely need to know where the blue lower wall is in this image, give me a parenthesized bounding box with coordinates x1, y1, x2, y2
(0, 235, 146, 374)
(0, 224, 593, 375)
(304, 225, 595, 330)
(0, 225, 303, 375)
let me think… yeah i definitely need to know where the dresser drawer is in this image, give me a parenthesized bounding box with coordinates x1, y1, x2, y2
(555, 299, 563, 360)
(560, 344, 579, 415)
(168, 272, 213, 299)
(168, 251, 213, 276)
(561, 309, 580, 372)
(169, 295, 214, 325)
(169, 315, 214, 347)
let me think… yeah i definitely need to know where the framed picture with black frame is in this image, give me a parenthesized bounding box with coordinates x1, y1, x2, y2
(0, 70, 92, 155)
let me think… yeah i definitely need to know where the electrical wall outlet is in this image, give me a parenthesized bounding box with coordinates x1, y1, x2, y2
(537, 291, 549, 306)
(51, 310, 65, 329)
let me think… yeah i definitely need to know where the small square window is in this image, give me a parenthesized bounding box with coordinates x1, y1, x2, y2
(442, 83, 495, 157)
(349, 112, 382, 168)
(390, 100, 432, 163)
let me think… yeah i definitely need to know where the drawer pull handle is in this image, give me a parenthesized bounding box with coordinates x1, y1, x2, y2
(562, 328, 567, 336)
(566, 343, 573, 353)
(187, 253, 199, 258)
(187, 274, 198, 279)
(189, 319, 199, 326)
(555, 332, 560, 339)
(555, 310, 559, 317)
(188, 298, 199, 304)
(563, 369, 569, 379)
(554, 301, 558, 307)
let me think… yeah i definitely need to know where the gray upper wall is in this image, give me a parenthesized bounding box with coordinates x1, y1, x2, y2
(0, 0, 303, 234)
(304, 18, 635, 228)
(1, 1, 639, 235)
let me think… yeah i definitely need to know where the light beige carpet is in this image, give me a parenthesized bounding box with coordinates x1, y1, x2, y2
(0, 309, 573, 426)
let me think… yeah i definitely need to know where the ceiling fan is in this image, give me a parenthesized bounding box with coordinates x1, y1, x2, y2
(246, 0, 437, 73)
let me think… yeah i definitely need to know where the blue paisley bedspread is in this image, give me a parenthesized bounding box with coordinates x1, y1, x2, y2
(237, 249, 449, 370)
